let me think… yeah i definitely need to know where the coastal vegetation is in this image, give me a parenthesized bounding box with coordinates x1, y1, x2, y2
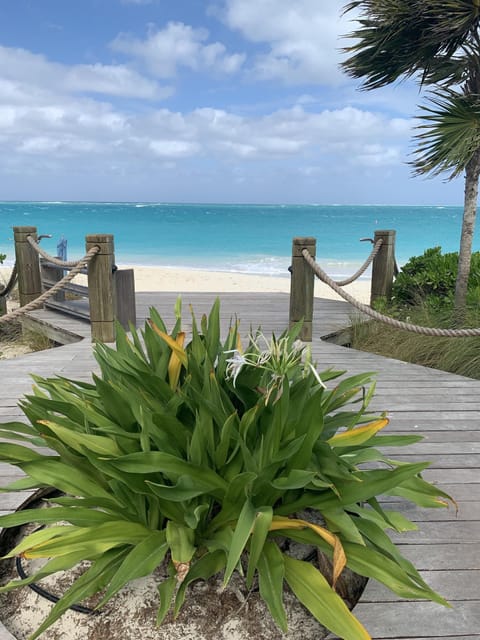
(0, 322, 52, 360)
(0, 273, 53, 359)
(342, 0, 480, 319)
(351, 247, 480, 379)
(0, 301, 451, 639)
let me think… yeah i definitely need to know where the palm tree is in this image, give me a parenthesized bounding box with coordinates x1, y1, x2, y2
(342, 0, 480, 317)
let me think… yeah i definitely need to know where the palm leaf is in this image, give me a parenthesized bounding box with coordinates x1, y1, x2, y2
(413, 89, 480, 177)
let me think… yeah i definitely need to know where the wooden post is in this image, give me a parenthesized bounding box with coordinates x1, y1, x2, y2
(289, 237, 316, 341)
(114, 269, 136, 329)
(370, 229, 396, 305)
(86, 234, 116, 343)
(40, 260, 65, 302)
(13, 226, 42, 307)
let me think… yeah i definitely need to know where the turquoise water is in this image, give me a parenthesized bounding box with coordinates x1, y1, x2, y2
(0, 201, 471, 278)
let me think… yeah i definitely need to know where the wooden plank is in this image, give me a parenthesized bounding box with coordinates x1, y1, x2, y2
(383, 500, 480, 521)
(378, 453, 480, 468)
(351, 600, 479, 638)
(43, 298, 90, 320)
(0, 492, 34, 511)
(392, 543, 480, 570)
(42, 278, 88, 298)
(388, 520, 480, 544)
(364, 569, 480, 602)
(20, 314, 86, 345)
(423, 468, 480, 484)
(428, 484, 480, 501)
(0, 290, 479, 640)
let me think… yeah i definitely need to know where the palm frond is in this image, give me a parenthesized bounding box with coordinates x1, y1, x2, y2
(342, 0, 431, 89)
(342, 0, 480, 89)
(412, 89, 480, 178)
(420, 0, 480, 47)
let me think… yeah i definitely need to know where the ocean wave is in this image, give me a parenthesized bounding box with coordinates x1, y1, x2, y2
(114, 253, 372, 280)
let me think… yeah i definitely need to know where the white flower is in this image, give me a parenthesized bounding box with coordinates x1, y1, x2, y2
(225, 350, 249, 387)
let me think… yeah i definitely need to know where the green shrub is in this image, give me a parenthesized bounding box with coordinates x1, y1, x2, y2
(0, 301, 452, 639)
(392, 246, 480, 307)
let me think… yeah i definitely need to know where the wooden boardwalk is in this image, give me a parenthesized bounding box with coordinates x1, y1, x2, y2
(1, 292, 479, 640)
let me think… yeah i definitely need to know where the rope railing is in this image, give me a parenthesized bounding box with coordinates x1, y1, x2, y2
(0, 245, 100, 325)
(333, 238, 383, 286)
(27, 235, 83, 268)
(301, 248, 480, 338)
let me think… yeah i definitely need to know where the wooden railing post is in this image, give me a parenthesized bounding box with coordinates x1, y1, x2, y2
(13, 226, 42, 307)
(114, 269, 136, 329)
(370, 229, 396, 305)
(86, 234, 116, 343)
(289, 237, 316, 341)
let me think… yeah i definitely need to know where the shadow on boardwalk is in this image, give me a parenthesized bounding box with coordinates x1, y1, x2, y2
(1, 292, 479, 640)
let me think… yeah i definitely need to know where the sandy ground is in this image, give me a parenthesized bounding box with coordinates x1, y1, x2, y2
(119, 265, 372, 303)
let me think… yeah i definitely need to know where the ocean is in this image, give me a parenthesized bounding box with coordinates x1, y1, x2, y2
(0, 201, 472, 279)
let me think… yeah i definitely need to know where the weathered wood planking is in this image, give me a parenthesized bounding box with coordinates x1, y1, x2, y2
(0, 291, 478, 640)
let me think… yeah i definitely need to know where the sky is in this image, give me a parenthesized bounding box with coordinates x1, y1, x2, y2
(0, 0, 467, 205)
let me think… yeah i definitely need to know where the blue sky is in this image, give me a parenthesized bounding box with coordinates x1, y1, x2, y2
(0, 0, 466, 204)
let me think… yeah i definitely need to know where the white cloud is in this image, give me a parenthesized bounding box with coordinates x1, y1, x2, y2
(111, 22, 245, 78)
(353, 144, 402, 167)
(186, 105, 407, 162)
(148, 139, 200, 157)
(0, 46, 169, 101)
(0, 52, 408, 166)
(0, 39, 413, 202)
(221, 0, 349, 85)
(64, 63, 172, 100)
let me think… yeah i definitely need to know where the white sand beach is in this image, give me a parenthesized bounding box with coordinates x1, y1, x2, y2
(123, 265, 372, 303)
(0, 265, 371, 303)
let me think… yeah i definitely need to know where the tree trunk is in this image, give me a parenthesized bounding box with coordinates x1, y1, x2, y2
(454, 150, 480, 321)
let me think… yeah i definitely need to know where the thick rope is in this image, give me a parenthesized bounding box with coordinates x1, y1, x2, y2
(302, 248, 480, 338)
(0, 245, 100, 324)
(333, 239, 383, 286)
(27, 235, 83, 268)
(0, 264, 18, 298)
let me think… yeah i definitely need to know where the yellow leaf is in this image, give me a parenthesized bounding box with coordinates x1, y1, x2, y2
(327, 418, 389, 447)
(168, 332, 186, 390)
(148, 325, 188, 367)
(269, 516, 346, 588)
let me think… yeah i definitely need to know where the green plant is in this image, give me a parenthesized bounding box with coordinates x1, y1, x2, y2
(350, 305, 480, 380)
(0, 300, 452, 639)
(392, 246, 480, 308)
